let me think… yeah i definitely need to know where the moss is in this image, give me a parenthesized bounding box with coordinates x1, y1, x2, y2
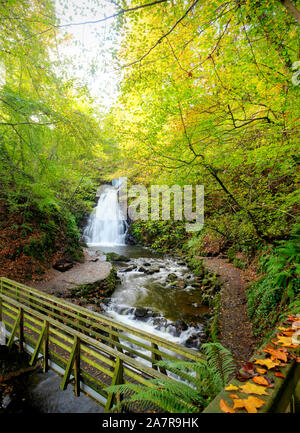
(70, 266, 119, 300)
(106, 252, 130, 262)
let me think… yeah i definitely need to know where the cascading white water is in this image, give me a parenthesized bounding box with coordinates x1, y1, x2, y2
(83, 179, 127, 246)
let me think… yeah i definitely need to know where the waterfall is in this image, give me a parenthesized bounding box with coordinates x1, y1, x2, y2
(83, 179, 127, 246)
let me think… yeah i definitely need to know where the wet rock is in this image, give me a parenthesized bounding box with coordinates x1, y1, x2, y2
(202, 312, 212, 322)
(53, 259, 73, 272)
(177, 261, 186, 266)
(122, 265, 136, 272)
(190, 281, 202, 288)
(143, 262, 151, 267)
(166, 273, 177, 282)
(106, 252, 130, 262)
(134, 306, 150, 318)
(147, 267, 160, 275)
(175, 280, 187, 289)
(185, 334, 201, 349)
(174, 319, 188, 332)
(152, 317, 168, 329)
(101, 298, 111, 306)
(138, 266, 147, 273)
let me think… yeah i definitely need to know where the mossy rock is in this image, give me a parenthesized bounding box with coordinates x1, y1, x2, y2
(106, 252, 130, 262)
(70, 266, 119, 300)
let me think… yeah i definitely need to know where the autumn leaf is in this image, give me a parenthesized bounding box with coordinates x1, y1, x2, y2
(233, 396, 265, 413)
(225, 384, 239, 391)
(229, 394, 239, 399)
(274, 372, 285, 379)
(256, 368, 267, 374)
(252, 376, 269, 386)
(220, 398, 235, 413)
(239, 382, 268, 395)
(274, 335, 297, 348)
(278, 326, 293, 331)
(254, 358, 281, 369)
(262, 346, 288, 362)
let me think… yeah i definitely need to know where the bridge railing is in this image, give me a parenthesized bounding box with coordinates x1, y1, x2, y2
(0, 277, 203, 412)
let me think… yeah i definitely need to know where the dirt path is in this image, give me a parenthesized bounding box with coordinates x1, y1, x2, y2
(203, 257, 256, 364)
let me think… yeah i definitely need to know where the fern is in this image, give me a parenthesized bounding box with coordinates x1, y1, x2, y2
(104, 343, 235, 413)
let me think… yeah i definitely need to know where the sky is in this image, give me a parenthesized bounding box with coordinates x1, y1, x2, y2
(54, 0, 121, 109)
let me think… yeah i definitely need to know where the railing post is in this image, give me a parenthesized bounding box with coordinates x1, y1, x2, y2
(61, 335, 81, 397)
(151, 343, 167, 375)
(105, 357, 123, 413)
(74, 337, 81, 397)
(19, 308, 24, 352)
(43, 321, 49, 373)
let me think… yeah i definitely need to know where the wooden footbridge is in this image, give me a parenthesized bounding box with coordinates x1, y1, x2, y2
(0, 277, 202, 412)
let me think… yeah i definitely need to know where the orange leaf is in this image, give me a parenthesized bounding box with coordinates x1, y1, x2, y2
(239, 382, 268, 396)
(274, 372, 285, 379)
(220, 398, 235, 413)
(256, 368, 267, 374)
(229, 394, 239, 399)
(252, 376, 269, 386)
(233, 396, 265, 413)
(262, 347, 288, 362)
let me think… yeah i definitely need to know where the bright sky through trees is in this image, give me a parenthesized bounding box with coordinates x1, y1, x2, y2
(55, 0, 120, 108)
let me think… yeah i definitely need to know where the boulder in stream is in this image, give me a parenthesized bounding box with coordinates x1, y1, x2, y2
(106, 252, 130, 262)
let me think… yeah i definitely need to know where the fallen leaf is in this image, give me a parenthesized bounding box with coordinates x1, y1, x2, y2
(252, 376, 269, 386)
(254, 358, 281, 369)
(225, 384, 239, 391)
(262, 346, 288, 362)
(239, 382, 268, 395)
(278, 326, 293, 331)
(229, 394, 239, 399)
(233, 396, 265, 413)
(274, 335, 297, 348)
(274, 372, 285, 379)
(220, 398, 235, 413)
(256, 368, 267, 374)
(241, 361, 256, 374)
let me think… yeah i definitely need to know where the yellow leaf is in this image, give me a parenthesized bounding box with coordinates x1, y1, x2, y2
(239, 382, 268, 395)
(233, 396, 265, 413)
(254, 358, 281, 369)
(275, 334, 297, 348)
(256, 368, 267, 374)
(220, 398, 235, 413)
(225, 384, 239, 391)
